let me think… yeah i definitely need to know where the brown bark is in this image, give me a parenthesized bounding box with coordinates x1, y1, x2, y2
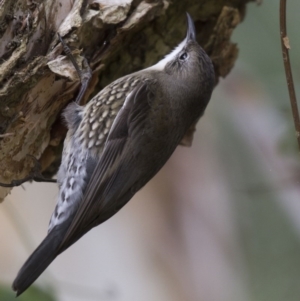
(0, 0, 253, 200)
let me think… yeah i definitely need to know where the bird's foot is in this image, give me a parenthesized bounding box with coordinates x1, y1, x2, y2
(57, 33, 92, 105)
(0, 155, 56, 187)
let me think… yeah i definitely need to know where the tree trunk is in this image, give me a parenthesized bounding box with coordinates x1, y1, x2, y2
(0, 0, 253, 200)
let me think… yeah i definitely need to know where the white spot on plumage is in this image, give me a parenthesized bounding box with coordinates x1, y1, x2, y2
(105, 118, 112, 129)
(92, 121, 99, 130)
(69, 177, 75, 187)
(131, 80, 139, 87)
(88, 140, 95, 148)
(90, 115, 98, 124)
(79, 133, 85, 143)
(89, 131, 95, 138)
(102, 110, 109, 118)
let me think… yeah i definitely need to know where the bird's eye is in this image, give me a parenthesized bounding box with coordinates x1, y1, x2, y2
(179, 52, 188, 61)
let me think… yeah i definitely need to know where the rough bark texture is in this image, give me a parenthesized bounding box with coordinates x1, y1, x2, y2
(0, 0, 253, 200)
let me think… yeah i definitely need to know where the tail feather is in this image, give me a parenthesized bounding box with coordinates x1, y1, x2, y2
(12, 224, 67, 296)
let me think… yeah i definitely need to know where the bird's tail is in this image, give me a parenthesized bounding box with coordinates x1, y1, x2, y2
(12, 224, 67, 296)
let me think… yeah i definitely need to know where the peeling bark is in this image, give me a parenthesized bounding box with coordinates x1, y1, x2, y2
(0, 0, 253, 200)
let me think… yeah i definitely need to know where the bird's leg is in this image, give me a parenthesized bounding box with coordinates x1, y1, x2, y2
(0, 155, 56, 187)
(57, 33, 92, 105)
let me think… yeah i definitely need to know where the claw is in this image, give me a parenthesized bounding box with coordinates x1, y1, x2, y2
(58, 33, 92, 105)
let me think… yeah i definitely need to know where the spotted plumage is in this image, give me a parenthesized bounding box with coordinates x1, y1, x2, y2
(12, 13, 215, 296)
(48, 75, 142, 230)
(77, 76, 141, 153)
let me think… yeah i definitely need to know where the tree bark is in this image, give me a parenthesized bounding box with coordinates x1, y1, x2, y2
(0, 0, 253, 200)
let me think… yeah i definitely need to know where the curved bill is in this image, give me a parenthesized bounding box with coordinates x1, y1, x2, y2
(186, 12, 196, 41)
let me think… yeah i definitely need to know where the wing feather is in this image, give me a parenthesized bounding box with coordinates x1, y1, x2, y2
(58, 82, 154, 251)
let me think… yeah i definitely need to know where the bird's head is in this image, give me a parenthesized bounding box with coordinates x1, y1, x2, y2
(149, 13, 214, 88)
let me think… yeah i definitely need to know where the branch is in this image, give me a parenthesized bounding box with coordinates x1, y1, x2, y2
(279, 0, 300, 151)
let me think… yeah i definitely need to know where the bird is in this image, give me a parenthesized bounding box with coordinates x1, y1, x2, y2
(12, 13, 215, 296)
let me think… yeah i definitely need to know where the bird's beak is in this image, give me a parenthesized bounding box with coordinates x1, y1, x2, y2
(186, 12, 196, 41)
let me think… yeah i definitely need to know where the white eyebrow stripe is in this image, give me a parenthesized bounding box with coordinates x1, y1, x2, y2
(146, 38, 187, 71)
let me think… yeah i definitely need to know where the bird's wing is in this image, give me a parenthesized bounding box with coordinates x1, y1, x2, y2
(58, 81, 155, 251)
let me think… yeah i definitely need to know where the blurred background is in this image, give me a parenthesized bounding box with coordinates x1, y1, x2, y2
(1, 1, 300, 301)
